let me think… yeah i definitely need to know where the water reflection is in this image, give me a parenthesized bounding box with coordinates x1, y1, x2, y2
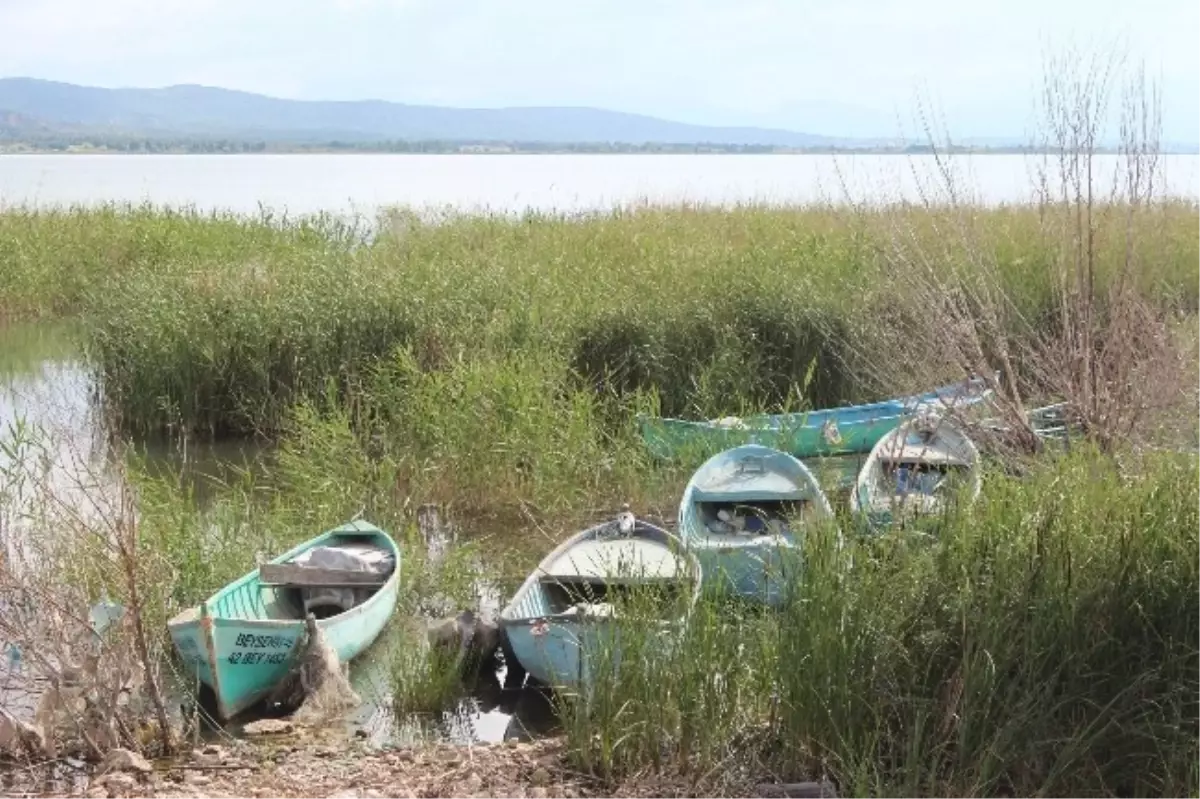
(1, 321, 559, 749)
(344, 657, 560, 748)
(0, 322, 275, 516)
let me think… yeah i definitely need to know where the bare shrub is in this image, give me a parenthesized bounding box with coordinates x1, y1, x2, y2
(829, 44, 1192, 455)
(0, 419, 177, 764)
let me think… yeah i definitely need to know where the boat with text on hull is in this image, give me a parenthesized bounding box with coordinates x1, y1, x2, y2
(167, 519, 400, 721)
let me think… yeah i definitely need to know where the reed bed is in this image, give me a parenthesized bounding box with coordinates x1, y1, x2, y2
(0, 201, 1180, 442)
(1, 199, 1166, 509)
(554, 449, 1200, 797)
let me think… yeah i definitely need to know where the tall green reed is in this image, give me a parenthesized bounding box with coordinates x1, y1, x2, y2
(12, 201, 1186, 440)
(555, 449, 1198, 797)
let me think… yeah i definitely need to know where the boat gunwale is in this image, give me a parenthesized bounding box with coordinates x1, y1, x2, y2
(499, 518, 702, 627)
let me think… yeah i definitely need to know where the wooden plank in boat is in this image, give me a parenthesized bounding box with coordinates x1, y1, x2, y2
(258, 563, 387, 587)
(539, 539, 681, 582)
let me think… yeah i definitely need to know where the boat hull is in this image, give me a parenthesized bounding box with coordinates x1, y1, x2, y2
(639, 379, 992, 461)
(505, 619, 611, 688)
(641, 413, 902, 462)
(167, 520, 400, 720)
(687, 538, 800, 607)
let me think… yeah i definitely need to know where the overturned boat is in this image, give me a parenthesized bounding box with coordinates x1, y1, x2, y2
(638, 377, 994, 462)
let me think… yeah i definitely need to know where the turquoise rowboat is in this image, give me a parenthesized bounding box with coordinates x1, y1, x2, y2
(850, 415, 981, 531)
(678, 444, 835, 606)
(638, 377, 994, 462)
(167, 519, 400, 721)
(500, 509, 701, 690)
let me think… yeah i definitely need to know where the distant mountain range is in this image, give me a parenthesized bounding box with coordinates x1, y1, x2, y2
(0, 78, 1194, 153)
(4, 77, 1190, 153)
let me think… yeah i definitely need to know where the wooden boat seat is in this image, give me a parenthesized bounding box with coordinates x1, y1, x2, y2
(258, 563, 388, 588)
(538, 539, 682, 585)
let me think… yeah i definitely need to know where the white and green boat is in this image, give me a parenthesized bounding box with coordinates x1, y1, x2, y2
(167, 519, 400, 721)
(851, 415, 982, 530)
(678, 444, 835, 607)
(500, 509, 701, 690)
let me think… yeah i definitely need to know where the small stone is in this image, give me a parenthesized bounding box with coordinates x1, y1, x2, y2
(86, 787, 108, 799)
(243, 718, 295, 736)
(184, 773, 212, 787)
(529, 788, 548, 799)
(753, 782, 840, 791)
(101, 748, 152, 774)
(325, 791, 361, 799)
(354, 728, 369, 739)
(102, 773, 138, 795)
(529, 767, 550, 787)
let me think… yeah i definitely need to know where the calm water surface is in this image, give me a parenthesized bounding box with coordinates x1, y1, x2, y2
(0, 154, 1196, 217)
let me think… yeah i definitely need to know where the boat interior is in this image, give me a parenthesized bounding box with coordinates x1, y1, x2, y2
(696, 498, 812, 537)
(535, 537, 691, 617)
(211, 533, 397, 622)
(872, 457, 970, 514)
(538, 579, 686, 616)
(881, 458, 955, 484)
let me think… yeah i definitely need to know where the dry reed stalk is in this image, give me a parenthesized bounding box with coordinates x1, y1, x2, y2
(0, 422, 177, 763)
(823, 44, 1188, 456)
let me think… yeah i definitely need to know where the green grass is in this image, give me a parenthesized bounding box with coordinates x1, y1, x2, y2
(0, 203, 366, 322)
(1, 198, 1196, 790)
(22, 420, 1194, 796)
(552, 449, 1200, 796)
(58, 202, 1200, 429)
(2, 199, 1193, 508)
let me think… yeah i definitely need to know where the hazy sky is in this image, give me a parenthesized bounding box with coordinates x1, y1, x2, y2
(1, 0, 1196, 141)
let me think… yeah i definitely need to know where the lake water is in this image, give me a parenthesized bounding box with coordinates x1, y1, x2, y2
(0, 154, 1196, 218)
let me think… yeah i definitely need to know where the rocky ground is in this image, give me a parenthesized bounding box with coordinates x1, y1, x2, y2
(0, 723, 828, 799)
(98, 739, 584, 799)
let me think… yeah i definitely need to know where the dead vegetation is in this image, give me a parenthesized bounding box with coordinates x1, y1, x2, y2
(828, 45, 1195, 458)
(0, 422, 178, 767)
